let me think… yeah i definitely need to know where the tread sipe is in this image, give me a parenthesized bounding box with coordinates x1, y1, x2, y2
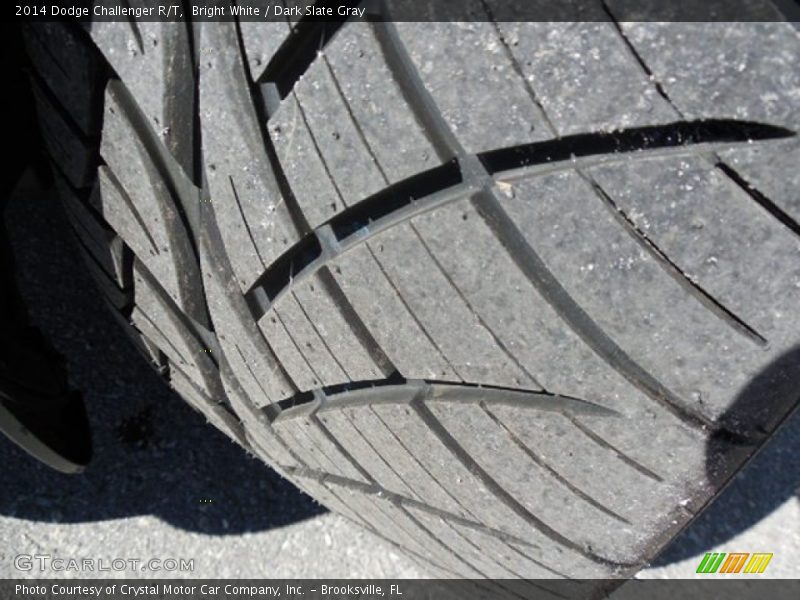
(24, 6, 800, 591)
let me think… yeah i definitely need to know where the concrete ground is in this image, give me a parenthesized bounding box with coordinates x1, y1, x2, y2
(1, 184, 798, 580)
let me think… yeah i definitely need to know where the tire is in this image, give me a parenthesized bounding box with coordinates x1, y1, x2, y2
(24, 13, 800, 588)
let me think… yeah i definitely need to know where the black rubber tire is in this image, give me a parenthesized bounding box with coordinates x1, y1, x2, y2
(24, 12, 800, 589)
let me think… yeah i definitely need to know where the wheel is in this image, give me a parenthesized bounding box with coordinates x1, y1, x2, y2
(23, 9, 800, 589)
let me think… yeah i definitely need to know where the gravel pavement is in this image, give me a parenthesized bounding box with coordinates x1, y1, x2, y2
(1, 181, 798, 580)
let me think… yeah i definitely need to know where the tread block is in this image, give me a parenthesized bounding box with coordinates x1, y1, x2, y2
(410, 198, 706, 479)
(370, 401, 544, 539)
(590, 156, 800, 344)
(323, 480, 482, 577)
(95, 167, 162, 265)
(201, 235, 296, 406)
(500, 169, 769, 424)
(330, 245, 458, 380)
(316, 409, 418, 498)
(405, 505, 601, 586)
(271, 292, 349, 386)
(426, 399, 641, 561)
(402, 505, 518, 578)
(297, 477, 373, 531)
(130, 262, 222, 399)
(169, 365, 246, 447)
(258, 310, 322, 391)
(90, 20, 194, 173)
(291, 58, 388, 205)
(611, 22, 799, 128)
(75, 242, 131, 310)
(454, 524, 581, 579)
(341, 402, 464, 513)
(324, 23, 439, 180)
(490, 409, 667, 513)
(200, 22, 301, 292)
(130, 302, 204, 389)
(218, 359, 299, 469)
(365, 222, 538, 388)
(55, 175, 128, 289)
(101, 83, 201, 320)
(720, 138, 800, 227)
(272, 421, 329, 473)
(290, 473, 371, 529)
(239, 17, 293, 82)
(281, 416, 371, 484)
(599, 20, 800, 235)
(24, 23, 101, 135)
(32, 80, 95, 188)
(495, 21, 675, 135)
(269, 94, 343, 229)
(291, 273, 386, 381)
(396, 20, 553, 152)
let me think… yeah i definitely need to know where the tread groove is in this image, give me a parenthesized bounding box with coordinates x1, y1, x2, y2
(410, 224, 544, 389)
(243, 120, 791, 316)
(288, 465, 558, 553)
(290, 290, 352, 379)
(232, 16, 398, 381)
(316, 267, 397, 376)
(228, 175, 266, 266)
(367, 404, 481, 521)
(320, 54, 392, 182)
(584, 174, 768, 346)
(101, 166, 161, 256)
(716, 162, 800, 239)
(600, 5, 800, 241)
(481, 402, 631, 524)
(368, 16, 463, 160)
(410, 389, 624, 566)
(365, 245, 463, 379)
(310, 410, 375, 483)
(233, 343, 273, 404)
(277, 379, 614, 419)
(257, 17, 350, 98)
(470, 187, 724, 436)
(272, 306, 324, 387)
(566, 416, 664, 483)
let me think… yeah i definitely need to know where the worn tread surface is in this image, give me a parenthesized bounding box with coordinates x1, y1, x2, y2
(26, 9, 800, 589)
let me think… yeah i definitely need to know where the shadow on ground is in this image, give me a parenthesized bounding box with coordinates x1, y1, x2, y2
(653, 347, 800, 565)
(0, 184, 326, 535)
